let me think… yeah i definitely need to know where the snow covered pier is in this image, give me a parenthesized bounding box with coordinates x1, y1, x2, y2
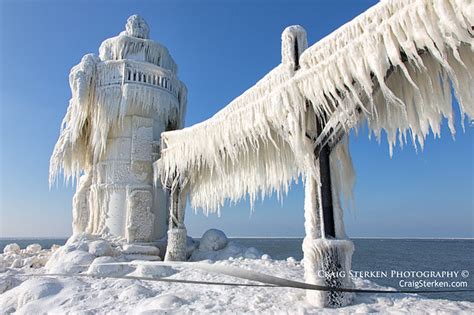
(43, 0, 474, 308)
(156, 0, 473, 307)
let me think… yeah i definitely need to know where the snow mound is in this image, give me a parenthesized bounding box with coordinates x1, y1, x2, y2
(199, 229, 228, 251)
(130, 264, 177, 278)
(118, 283, 154, 301)
(0, 277, 63, 313)
(88, 240, 113, 257)
(0, 273, 21, 294)
(64, 233, 94, 251)
(46, 249, 94, 274)
(135, 294, 187, 314)
(45, 234, 126, 273)
(87, 256, 127, 276)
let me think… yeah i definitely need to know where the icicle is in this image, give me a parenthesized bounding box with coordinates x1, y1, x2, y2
(99, 33, 178, 74)
(50, 15, 187, 241)
(156, 0, 473, 214)
(50, 59, 185, 187)
(330, 136, 355, 238)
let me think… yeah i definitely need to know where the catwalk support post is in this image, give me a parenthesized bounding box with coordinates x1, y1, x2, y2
(164, 177, 188, 261)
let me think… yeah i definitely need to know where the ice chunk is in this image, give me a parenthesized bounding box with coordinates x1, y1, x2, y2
(261, 254, 272, 260)
(244, 247, 261, 259)
(3, 243, 20, 255)
(286, 257, 296, 263)
(26, 244, 42, 254)
(88, 240, 113, 257)
(198, 229, 228, 251)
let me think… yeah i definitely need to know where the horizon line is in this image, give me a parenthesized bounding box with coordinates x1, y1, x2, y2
(1, 236, 473, 240)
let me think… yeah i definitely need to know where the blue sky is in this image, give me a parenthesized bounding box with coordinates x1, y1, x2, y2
(0, 0, 472, 238)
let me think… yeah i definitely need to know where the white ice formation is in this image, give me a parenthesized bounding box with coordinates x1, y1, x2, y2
(41, 0, 473, 309)
(49, 15, 187, 242)
(198, 229, 228, 251)
(156, 0, 472, 213)
(190, 229, 261, 261)
(0, 243, 58, 272)
(154, 0, 472, 307)
(7, 230, 255, 277)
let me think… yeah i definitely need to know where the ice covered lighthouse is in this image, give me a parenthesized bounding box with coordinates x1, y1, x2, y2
(50, 15, 187, 242)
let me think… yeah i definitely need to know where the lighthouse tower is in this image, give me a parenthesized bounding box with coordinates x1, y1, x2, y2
(50, 15, 187, 243)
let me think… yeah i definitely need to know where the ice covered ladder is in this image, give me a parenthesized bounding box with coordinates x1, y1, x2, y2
(283, 26, 354, 308)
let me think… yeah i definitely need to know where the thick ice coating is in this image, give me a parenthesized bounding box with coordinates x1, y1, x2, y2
(156, 0, 473, 213)
(49, 15, 187, 241)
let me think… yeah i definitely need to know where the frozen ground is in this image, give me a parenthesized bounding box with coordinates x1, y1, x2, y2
(1, 233, 473, 314)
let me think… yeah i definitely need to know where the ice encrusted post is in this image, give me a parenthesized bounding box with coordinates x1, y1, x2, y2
(164, 176, 188, 261)
(302, 154, 354, 307)
(282, 26, 354, 307)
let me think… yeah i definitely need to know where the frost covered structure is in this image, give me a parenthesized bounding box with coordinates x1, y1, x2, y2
(155, 0, 473, 307)
(50, 15, 187, 242)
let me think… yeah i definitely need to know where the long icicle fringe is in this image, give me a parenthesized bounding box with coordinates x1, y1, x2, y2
(156, 0, 473, 214)
(50, 51, 187, 187)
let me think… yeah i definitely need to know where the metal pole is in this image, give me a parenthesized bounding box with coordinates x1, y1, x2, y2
(315, 116, 336, 238)
(164, 178, 187, 261)
(168, 184, 180, 229)
(318, 144, 336, 238)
